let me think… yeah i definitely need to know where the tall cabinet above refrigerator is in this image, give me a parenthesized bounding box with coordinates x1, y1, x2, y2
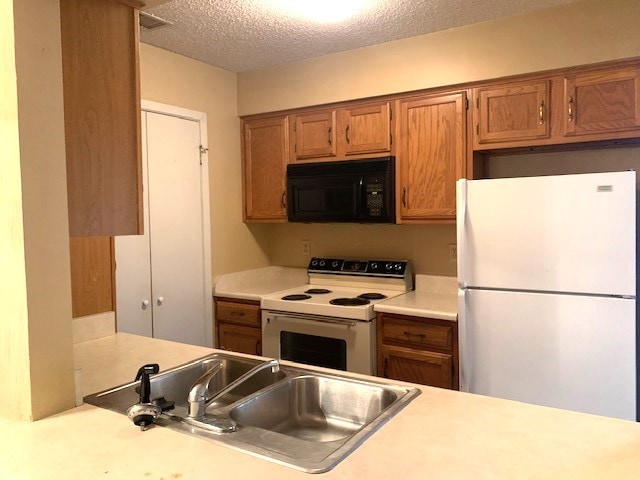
(457, 171, 638, 421)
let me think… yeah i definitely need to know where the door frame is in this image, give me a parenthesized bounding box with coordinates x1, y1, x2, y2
(141, 100, 213, 347)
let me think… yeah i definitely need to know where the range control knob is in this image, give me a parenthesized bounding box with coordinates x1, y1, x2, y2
(319, 260, 326, 267)
(311, 259, 318, 267)
(332, 261, 339, 268)
(385, 262, 393, 270)
(371, 262, 378, 270)
(394, 263, 403, 271)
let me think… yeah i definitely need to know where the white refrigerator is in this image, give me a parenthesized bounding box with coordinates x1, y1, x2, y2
(457, 171, 638, 421)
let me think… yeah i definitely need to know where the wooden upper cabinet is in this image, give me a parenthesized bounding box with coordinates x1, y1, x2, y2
(396, 92, 466, 222)
(340, 102, 391, 156)
(243, 115, 289, 222)
(474, 80, 550, 147)
(563, 66, 640, 138)
(60, 0, 143, 236)
(292, 110, 337, 161)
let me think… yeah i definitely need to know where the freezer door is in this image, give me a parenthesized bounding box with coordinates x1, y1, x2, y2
(459, 288, 636, 421)
(457, 172, 636, 296)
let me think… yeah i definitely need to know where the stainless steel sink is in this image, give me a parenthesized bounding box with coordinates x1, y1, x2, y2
(84, 353, 285, 417)
(230, 375, 398, 442)
(85, 353, 420, 473)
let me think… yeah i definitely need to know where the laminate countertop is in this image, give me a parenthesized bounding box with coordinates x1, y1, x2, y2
(1, 333, 639, 479)
(374, 275, 458, 320)
(214, 266, 308, 301)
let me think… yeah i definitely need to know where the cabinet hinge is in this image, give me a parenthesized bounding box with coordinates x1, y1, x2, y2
(390, 133, 393, 145)
(389, 108, 392, 121)
(476, 124, 479, 135)
(294, 143, 297, 153)
(199, 145, 208, 165)
(465, 98, 469, 110)
(475, 97, 479, 109)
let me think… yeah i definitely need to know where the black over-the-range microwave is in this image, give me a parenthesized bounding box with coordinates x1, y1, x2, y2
(286, 156, 395, 223)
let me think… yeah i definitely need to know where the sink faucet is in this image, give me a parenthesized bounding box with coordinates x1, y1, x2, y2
(188, 358, 280, 419)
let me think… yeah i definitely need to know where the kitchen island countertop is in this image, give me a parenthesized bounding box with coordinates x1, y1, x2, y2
(1, 332, 639, 479)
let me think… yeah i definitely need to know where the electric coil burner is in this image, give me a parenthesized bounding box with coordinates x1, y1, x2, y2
(282, 294, 312, 301)
(358, 293, 388, 300)
(261, 257, 413, 376)
(305, 288, 332, 294)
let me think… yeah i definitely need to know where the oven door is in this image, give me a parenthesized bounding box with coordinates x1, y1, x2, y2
(261, 311, 376, 376)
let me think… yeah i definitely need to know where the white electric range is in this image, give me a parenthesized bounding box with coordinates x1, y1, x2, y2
(261, 258, 413, 375)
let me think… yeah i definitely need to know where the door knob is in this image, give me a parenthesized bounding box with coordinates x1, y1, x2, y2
(141, 299, 150, 310)
(157, 296, 164, 306)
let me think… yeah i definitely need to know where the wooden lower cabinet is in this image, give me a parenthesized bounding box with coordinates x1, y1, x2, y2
(377, 312, 458, 390)
(214, 297, 262, 355)
(380, 345, 453, 389)
(218, 323, 261, 356)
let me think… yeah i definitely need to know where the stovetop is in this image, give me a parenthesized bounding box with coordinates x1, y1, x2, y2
(260, 257, 413, 321)
(261, 285, 408, 321)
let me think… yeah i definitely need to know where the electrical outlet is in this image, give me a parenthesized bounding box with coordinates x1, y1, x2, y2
(448, 243, 457, 262)
(302, 240, 311, 256)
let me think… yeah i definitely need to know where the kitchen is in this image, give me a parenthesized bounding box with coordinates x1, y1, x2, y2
(2, 0, 640, 477)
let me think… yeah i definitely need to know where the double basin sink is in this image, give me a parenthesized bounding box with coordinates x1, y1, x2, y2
(84, 353, 420, 473)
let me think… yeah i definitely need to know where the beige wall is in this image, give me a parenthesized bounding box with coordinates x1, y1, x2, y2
(488, 147, 640, 181)
(0, 0, 76, 421)
(139, 44, 270, 280)
(236, 0, 640, 276)
(268, 224, 457, 276)
(0, 0, 31, 421)
(238, 0, 640, 115)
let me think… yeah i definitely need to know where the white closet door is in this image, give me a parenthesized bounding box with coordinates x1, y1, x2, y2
(115, 113, 153, 337)
(146, 112, 207, 346)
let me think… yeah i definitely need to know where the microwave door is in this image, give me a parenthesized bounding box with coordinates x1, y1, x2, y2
(289, 176, 360, 222)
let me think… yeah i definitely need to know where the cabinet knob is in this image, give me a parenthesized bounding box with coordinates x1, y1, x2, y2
(141, 300, 150, 310)
(157, 296, 164, 306)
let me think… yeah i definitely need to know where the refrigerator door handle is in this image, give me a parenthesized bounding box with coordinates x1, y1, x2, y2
(457, 288, 469, 392)
(456, 179, 467, 288)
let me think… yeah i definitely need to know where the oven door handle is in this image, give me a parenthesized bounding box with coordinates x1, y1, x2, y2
(267, 312, 357, 328)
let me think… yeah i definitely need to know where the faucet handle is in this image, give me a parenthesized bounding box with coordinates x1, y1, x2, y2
(134, 363, 159, 404)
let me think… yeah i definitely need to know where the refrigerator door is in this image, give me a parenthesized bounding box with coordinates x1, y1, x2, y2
(459, 288, 636, 420)
(457, 172, 636, 296)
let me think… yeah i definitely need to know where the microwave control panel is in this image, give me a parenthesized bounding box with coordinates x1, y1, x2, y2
(365, 175, 385, 217)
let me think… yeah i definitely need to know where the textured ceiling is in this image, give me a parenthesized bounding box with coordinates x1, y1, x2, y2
(141, 0, 579, 73)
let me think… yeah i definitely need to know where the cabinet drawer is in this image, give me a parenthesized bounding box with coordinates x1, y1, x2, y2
(216, 300, 260, 327)
(381, 317, 453, 351)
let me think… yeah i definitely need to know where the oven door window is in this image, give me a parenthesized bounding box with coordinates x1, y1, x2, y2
(280, 331, 347, 371)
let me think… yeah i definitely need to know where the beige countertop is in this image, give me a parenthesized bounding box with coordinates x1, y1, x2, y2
(1, 333, 639, 479)
(375, 274, 458, 320)
(213, 266, 307, 301)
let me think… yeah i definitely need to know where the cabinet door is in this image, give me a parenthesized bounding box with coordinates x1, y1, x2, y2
(69, 237, 114, 318)
(475, 81, 549, 146)
(218, 324, 262, 356)
(396, 92, 466, 221)
(380, 345, 453, 389)
(563, 67, 640, 137)
(60, 0, 142, 236)
(341, 102, 391, 156)
(292, 110, 337, 160)
(243, 116, 289, 221)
